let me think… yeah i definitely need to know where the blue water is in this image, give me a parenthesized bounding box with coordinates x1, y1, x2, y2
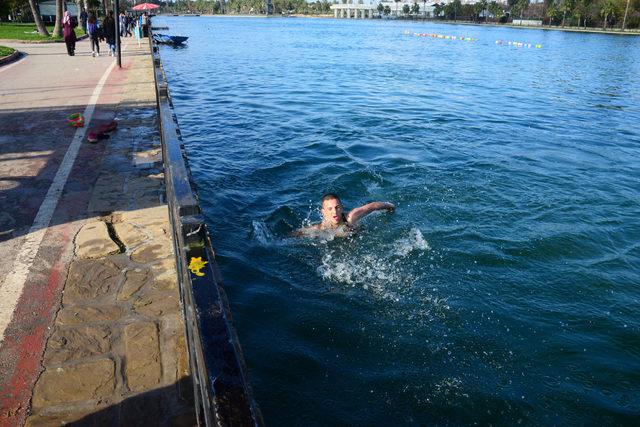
(156, 16, 640, 425)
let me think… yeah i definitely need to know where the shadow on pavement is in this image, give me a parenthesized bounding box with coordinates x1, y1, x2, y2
(0, 100, 164, 244)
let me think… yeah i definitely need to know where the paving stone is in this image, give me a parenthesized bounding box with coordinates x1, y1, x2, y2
(124, 322, 161, 392)
(63, 259, 123, 304)
(75, 220, 120, 259)
(133, 285, 180, 318)
(31, 359, 115, 408)
(150, 256, 179, 288)
(118, 268, 152, 301)
(44, 325, 111, 365)
(131, 243, 170, 264)
(112, 221, 146, 249)
(57, 305, 123, 325)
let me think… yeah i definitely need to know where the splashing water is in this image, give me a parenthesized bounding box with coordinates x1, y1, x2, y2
(316, 228, 431, 301)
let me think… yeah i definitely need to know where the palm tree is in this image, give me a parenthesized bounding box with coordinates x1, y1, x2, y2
(433, 2, 442, 18)
(52, 0, 63, 37)
(377, 2, 384, 15)
(411, 1, 420, 15)
(600, 0, 616, 29)
(488, 1, 501, 22)
(479, 0, 488, 21)
(622, 0, 631, 30)
(27, 0, 50, 36)
(559, 0, 574, 27)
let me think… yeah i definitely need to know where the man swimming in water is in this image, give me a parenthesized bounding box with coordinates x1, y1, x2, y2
(293, 193, 395, 237)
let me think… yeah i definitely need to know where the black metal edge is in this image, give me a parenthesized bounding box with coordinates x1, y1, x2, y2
(149, 28, 264, 427)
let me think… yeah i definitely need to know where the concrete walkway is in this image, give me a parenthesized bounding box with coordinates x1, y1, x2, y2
(0, 36, 195, 426)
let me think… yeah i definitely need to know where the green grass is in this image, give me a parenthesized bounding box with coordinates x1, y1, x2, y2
(0, 23, 83, 41)
(0, 45, 15, 57)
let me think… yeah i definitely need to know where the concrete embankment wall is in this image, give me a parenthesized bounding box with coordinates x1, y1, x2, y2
(149, 34, 263, 426)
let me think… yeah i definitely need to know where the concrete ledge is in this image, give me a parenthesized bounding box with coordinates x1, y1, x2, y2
(0, 49, 20, 66)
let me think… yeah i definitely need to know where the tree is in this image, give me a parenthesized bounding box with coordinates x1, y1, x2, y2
(488, 0, 502, 21)
(26, 0, 50, 36)
(622, 0, 631, 29)
(377, 2, 384, 14)
(573, 0, 592, 27)
(545, 0, 559, 24)
(445, 0, 461, 19)
(411, 1, 420, 14)
(433, 2, 443, 17)
(52, 0, 63, 37)
(403, 3, 410, 14)
(479, 0, 488, 20)
(559, 0, 574, 26)
(383, 4, 391, 14)
(600, 0, 616, 28)
(511, 0, 529, 18)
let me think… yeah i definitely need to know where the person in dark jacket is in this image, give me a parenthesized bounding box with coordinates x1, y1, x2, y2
(103, 11, 116, 57)
(80, 9, 88, 34)
(62, 11, 77, 56)
(87, 13, 100, 57)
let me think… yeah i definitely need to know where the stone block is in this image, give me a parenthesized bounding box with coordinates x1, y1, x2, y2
(44, 325, 111, 365)
(131, 244, 170, 264)
(124, 322, 161, 392)
(132, 285, 179, 318)
(112, 221, 146, 249)
(150, 256, 178, 289)
(31, 359, 115, 408)
(63, 259, 123, 304)
(75, 220, 120, 259)
(118, 268, 152, 301)
(57, 305, 123, 325)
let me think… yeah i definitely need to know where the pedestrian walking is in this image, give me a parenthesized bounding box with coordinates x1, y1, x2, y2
(125, 13, 133, 37)
(87, 13, 100, 57)
(80, 9, 88, 34)
(62, 11, 77, 56)
(119, 12, 126, 37)
(103, 11, 116, 57)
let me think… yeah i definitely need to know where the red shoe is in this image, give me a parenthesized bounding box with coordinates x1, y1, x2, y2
(96, 121, 118, 134)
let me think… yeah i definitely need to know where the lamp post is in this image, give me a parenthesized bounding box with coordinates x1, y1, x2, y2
(114, 0, 121, 67)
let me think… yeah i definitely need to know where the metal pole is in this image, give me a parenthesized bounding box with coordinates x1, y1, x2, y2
(114, 0, 121, 68)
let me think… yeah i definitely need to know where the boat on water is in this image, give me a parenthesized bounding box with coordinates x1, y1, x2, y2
(153, 33, 189, 45)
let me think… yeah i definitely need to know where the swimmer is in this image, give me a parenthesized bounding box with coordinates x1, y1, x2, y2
(292, 193, 395, 237)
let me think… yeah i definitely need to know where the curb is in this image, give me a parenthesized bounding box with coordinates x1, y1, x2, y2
(0, 49, 20, 67)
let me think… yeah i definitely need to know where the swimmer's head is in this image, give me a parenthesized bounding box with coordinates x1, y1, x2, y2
(321, 193, 344, 227)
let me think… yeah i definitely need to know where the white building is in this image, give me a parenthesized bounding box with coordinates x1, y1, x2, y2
(330, 0, 484, 19)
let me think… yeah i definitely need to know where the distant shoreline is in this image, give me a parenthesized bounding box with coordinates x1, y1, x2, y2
(162, 14, 640, 36)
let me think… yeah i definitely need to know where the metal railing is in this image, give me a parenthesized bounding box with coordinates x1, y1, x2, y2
(149, 34, 263, 427)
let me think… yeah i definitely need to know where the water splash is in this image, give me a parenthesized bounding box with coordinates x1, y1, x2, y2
(393, 227, 430, 256)
(316, 228, 431, 301)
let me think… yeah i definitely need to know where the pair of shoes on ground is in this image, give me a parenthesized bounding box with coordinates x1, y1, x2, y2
(87, 120, 118, 143)
(92, 51, 100, 57)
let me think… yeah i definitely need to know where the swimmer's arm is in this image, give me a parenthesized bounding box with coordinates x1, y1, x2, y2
(290, 223, 321, 237)
(347, 202, 395, 224)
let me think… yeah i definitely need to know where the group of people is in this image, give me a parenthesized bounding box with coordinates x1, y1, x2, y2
(62, 9, 147, 58)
